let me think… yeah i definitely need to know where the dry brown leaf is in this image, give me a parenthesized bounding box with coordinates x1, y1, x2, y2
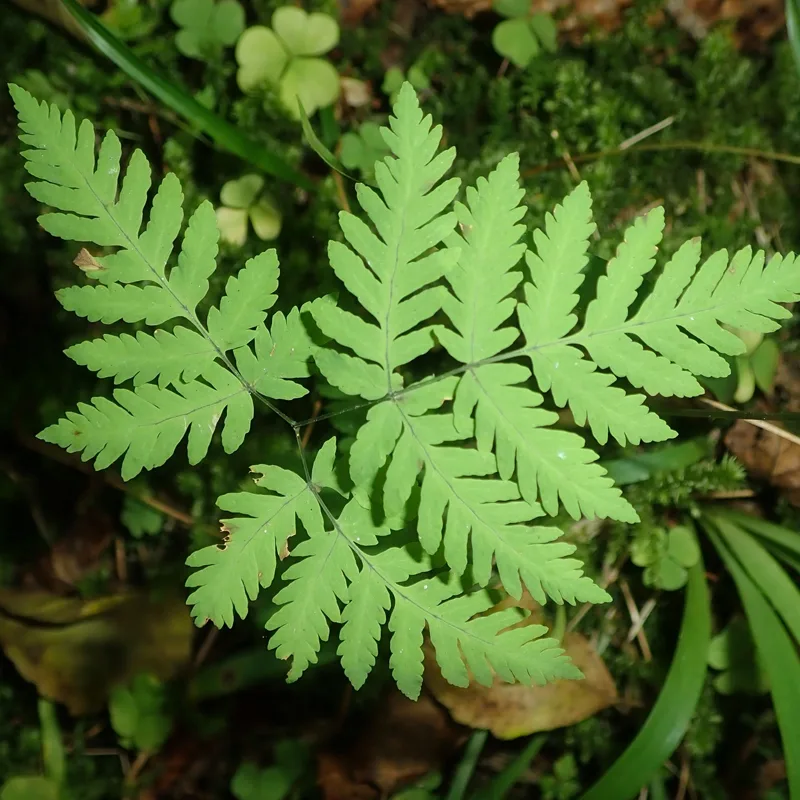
(725, 421, 800, 506)
(318, 689, 463, 799)
(424, 593, 617, 739)
(73, 248, 104, 274)
(0, 590, 193, 714)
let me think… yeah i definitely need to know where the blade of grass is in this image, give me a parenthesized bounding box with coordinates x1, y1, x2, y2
(710, 515, 800, 642)
(788, 0, 800, 75)
(59, 0, 313, 190)
(472, 735, 546, 800)
(766, 544, 800, 574)
(38, 698, 65, 787)
(581, 553, 711, 800)
(297, 100, 366, 185)
(717, 511, 800, 558)
(447, 730, 489, 800)
(706, 524, 800, 795)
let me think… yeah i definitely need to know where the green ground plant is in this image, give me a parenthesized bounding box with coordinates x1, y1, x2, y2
(11, 79, 800, 708)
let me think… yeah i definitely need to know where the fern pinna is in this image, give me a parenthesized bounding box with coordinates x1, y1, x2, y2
(12, 82, 800, 699)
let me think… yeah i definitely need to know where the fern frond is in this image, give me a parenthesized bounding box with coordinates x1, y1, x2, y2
(12, 85, 310, 474)
(66, 327, 214, 388)
(310, 87, 606, 609)
(349, 379, 608, 604)
(20, 77, 800, 701)
(309, 82, 461, 399)
(440, 155, 637, 523)
(519, 185, 800, 446)
(518, 186, 674, 446)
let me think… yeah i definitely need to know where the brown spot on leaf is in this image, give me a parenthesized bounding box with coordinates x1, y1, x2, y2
(73, 248, 104, 273)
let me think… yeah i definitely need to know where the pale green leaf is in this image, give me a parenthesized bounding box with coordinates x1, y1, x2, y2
(186, 461, 322, 627)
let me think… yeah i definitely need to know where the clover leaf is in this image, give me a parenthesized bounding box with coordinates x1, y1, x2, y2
(122, 496, 165, 539)
(170, 0, 245, 62)
(231, 740, 310, 800)
(492, 0, 557, 69)
(703, 327, 781, 404)
(339, 121, 391, 179)
(235, 7, 340, 118)
(101, 0, 158, 41)
(110, 674, 173, 752)
(708, 617, 769, 695)
(631, 525, 700, 591)
(216, 174, 282, 246)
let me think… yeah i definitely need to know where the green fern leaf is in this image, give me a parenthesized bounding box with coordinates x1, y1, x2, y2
(439, 154, 636, 523)
(313, 89, 606, 606)
(65, 327, 213, 388)
(20, 77, 800, 702)
(519, 184, 800, 446)
(186, 461, 325, 628)
(309, 81, 461, 398)
(519, 185, 673, 446)
(39, 363, 253, 480)
(12, 84, 311, 473)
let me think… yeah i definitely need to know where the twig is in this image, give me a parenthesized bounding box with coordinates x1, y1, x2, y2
(551, 129, 581, 183)
(620, 579, 652, 662)
(126, 750, 152, 786)
(676, 750, 691, 800)
(567, 554, 626, 632)
(619, 116, 675, 150)
(626, 596, 656, 643)
(700, 397, 800, 448)
(17, 434, 194, 526)
(332, 170, 351, 213)
(301, 399, 324, 448)
(115, 536, 128, 584)
(192, 626, 219, 670)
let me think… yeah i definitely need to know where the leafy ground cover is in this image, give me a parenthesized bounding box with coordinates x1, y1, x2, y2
(2, 0, 800, 798)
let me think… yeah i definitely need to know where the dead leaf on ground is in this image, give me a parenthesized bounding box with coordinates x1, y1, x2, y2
(725, 420, 800, 506)
(424, 592, 617, 739)
(24, 509, 114, 592)
(318, 689, 463, 799)
(0, 589, 193, 714)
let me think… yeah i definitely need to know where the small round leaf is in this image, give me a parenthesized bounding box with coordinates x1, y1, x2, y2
(220, 174, 264, 208)
(272, 6, 339, 56)
(339, 132, 366, 170)
(667, 526, 700, 569)
(212, 0, 246, 46)
(235, 26, 288, 93)
(249, 197, 282, 241)
(655, 557, 688, 591)
(280, 57, 340, 119)
(171, 0, 213, 28)
(529, 12, 558, 52)
(216, 207, 249, 246)
(492, 18, 540, 69)
(493, 0, 530, 18)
